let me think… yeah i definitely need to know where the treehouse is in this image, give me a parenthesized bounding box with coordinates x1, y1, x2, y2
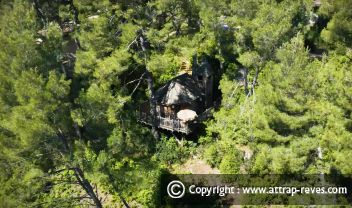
(62, 21, 75, 33)
(138, 59, 215, 134)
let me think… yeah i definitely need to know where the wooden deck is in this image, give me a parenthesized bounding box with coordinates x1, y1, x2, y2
(138, 112, 191, 134)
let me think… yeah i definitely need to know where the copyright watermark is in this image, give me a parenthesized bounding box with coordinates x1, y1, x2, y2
(167, 180, 185, 198)
(162, 175, 352, 205)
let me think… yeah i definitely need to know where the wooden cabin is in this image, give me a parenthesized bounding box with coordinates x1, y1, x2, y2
(138, 59, 215, 134)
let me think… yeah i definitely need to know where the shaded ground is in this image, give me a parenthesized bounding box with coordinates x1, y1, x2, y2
(173, 156, 220, 174)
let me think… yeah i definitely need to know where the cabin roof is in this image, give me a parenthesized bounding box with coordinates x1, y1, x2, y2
(152, 73, 203, 105)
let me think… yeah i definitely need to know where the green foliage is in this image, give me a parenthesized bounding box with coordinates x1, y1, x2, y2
(219, 153, 241, 174)
(206, 33, 352, 174)
(203, 143, 221, 167)
(155, 137, 196, 166)
(319, 0, 352, 50)
(0, 0, 351, 207)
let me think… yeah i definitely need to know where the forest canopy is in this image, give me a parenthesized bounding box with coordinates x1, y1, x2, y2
(0, 0, 351, 207)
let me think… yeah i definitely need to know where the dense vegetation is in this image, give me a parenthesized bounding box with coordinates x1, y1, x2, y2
(0, 0, 351, 207)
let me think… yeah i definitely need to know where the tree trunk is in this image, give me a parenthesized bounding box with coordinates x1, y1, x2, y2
(244, 68, 249, 95)
(105, 171, 130, 208)
(251, 67, 260, 95)
(116, 190, 130, 208)
(144, 70, 160, 140)
(57, 131, 102, 208)
(139, 35, 160, 140)
(73, 167, 102, 208)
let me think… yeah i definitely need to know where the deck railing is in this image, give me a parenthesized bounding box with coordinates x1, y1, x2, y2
(138, 111, 190, 134)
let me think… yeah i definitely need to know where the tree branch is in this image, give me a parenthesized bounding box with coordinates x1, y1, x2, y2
(129, 72, 146, 97)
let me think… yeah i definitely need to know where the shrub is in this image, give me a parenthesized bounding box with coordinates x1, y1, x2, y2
(203, 144, 222, 167)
